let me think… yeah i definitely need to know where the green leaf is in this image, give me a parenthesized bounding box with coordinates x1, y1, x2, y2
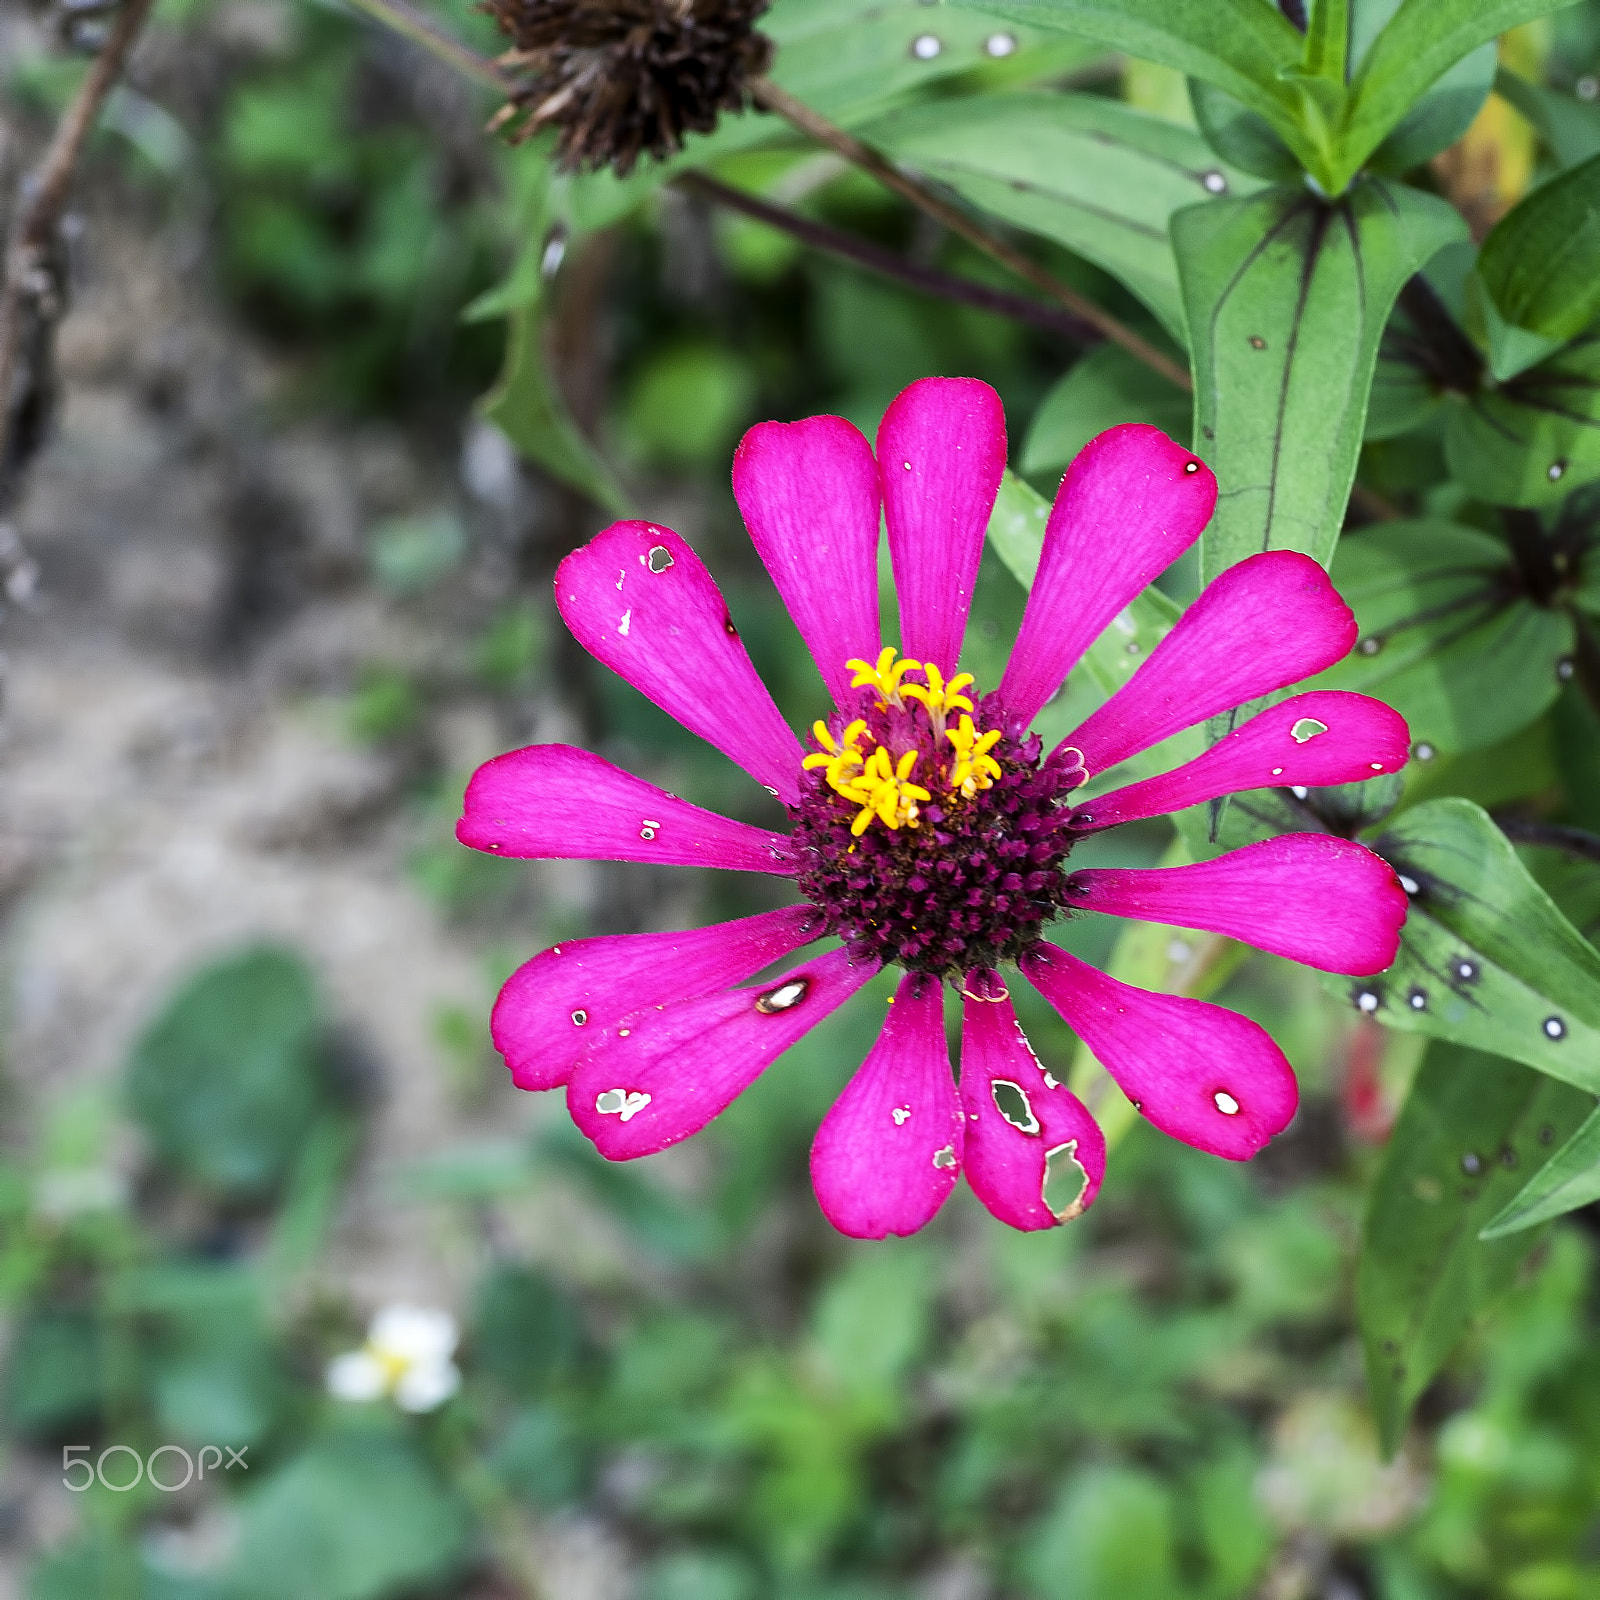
(125, 946, 328, 1199)
(952, 0, 1310, 159)
(1312, 521, 1574, 752)
(473, 1265, 586, 1394)
(1189, 79, 1302, 183)
(1480, 1101, 1600, 1237)
(1443, 334, 1600, 506)
(869, 92, 1255, 339)
(1021, 345, 1191, 480)
(1343, 799, 1600, 1091)
(1304, 0, 1353, 88)
(480, 302, 631, 515)
(1023, 1465, 1182, 1600)
(1175, 180, 1464, 582)
(810, 1249, 934, 1403)
(1366, 41, 1496, 173)
(1478, 153, 1600, 341)
(3, 1307, 104, 1436)
(1339, 0, 1585, 193)
(227, 1434, 470, 1600)
(1358, 1040, 1593, 1455)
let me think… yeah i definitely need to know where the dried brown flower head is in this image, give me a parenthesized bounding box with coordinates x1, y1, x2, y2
(483, 0, 773, 177)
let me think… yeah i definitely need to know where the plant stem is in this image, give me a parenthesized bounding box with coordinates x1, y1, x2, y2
(674, 172, 1105, 346)
(342, 0, 513, 93)
(0, 0, 158, 490)
(750, 75, 1193, 391)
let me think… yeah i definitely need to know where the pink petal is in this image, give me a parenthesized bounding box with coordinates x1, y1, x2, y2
(999, 425, 1216, 726)
(555, 520, 806, 803)
(879, 377, 1008, 676)
(1067, 835, 1408, 976)
(567, 946, 877, 1160)
(1072, 690, 1411, 832)
(957, 972, 1105, 1231)
(457, 744, 794, 872)
(809, 973, 963, 1239)
(732, 416, 882, 706)
(1059, 551, 1359, 778)
(493, 906, 825, 1092)
(1021, 943, 1297, 1161)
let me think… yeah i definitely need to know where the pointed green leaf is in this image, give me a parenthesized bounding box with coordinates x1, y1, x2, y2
(1444, 334, 1600, 506)
(1339, 0, 1586, 192)
(1339, 799, 1600, 1092)
(869, 92, 1257, 339)
(1358, 1040, 1592, 1456)
(1477, 153, 1600, 342)
(1304, 0, 1352, 86)
(1312, 521, 1574, 752)
(1480, 1102, 1600, 1238)
(1176, 180, 1464, 582)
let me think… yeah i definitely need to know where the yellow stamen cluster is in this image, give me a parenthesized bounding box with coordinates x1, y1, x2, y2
(946, 714, 1003, 798)
(805, 648, 1004, 834)
(804, 719, 931, 836)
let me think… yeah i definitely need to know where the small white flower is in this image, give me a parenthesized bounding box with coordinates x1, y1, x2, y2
(325, 1304, 461, 1413)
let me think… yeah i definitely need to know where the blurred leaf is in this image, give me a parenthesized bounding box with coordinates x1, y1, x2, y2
(1312, 521, 1574, 753)
(1346, 799, 1600, 1090)
(623, 344, 755, 467)
(641, 1551, 759, 1600)
(1174, 180, 1464, 582)
(810, 1249, 934, 1403)
(1493, 66, 1600, 167)
(473, 1265, 586, 1394)
(1445, 333, 1600, 507)
(1480, 1102, 1600, 1238)
(366, 510, 464, 594)
(951, 0, 1309, 165)
(1022, 345, 1191, 480)
(870, 91, 1255, 338)
(490, 1402, 590, 1507)
(227, 1433, 469, 1600)
(4, 1307, 104, 1436)
(1191, 1446, 1275, 1597)
(1358, 1040, 1592, 1455)
(474, 601, 545, 691)
(125, 946, 327, 1199)
(1022, 1464, 1185, 1600)
(481, 302, 630, 514)
(1366, 41, 1497, 175)
(348, 665, 422, 744)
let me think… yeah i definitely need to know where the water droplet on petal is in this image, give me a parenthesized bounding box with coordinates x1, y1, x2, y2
(756, 979, 810, 1014)
(1370, 762, 1385, 771)
(932, 1145, 957, 1169)
(647, 545, 674, 573)
(618, 608, 632, 637)
(911, 33, 942, 59)
(992, 1078, 1040, 1135)
(1461, 1150, 1482, 1176)
(983, 30, 1017, 57)
(1183, 459, 1201, 474)
(1201, 170, 1228, 194)
(1271, 766, 1284, 776)
(1213, 1091, 1240, 1115)
(571, 1009, 588, 1026)
(639, 820, 660, 840)
(1291, 717, 1329, 743)
(1544, 1015, 1567, 1040)
(891, 1104, 912, 1126)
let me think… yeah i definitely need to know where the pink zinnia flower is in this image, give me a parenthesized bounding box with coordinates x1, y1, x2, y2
(458, 378, 1410, 1238)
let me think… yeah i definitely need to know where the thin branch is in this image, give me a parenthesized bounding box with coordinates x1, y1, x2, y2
(675, 171, 1105, 346)
(0, 0, 158, 472)
(750, 75, 1193, 391)
(340, 0, 513, 94)
(1494, 816, 1600, 868)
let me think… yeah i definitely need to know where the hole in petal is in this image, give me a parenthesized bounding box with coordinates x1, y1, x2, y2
(571, 1009, 588, 1026)
(755, 979, 810, 1015)
(1290, 718, 1329, 743)
(646, 545, 674, 573)
(992, 1078, 1040, 1136)
(639, 819, 661, 840)
(1043, 1140, 1090, 1222)
(595, 1089, 651, 1122)
(932, 1145, 958, 1169)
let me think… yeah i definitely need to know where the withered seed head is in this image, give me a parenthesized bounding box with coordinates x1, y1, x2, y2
(482, 0, 773, 177)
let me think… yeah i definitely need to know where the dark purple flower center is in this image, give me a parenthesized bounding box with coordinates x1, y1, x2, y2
(786, 655, 1083, 979)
